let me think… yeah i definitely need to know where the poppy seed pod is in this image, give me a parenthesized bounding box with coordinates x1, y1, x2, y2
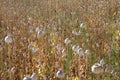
(56, 69, 64, 78)
(91, 63, 104, 74)
(5, 35, 13, 44)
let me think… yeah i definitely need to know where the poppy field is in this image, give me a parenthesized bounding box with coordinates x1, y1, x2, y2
(0, 0, 120, 80)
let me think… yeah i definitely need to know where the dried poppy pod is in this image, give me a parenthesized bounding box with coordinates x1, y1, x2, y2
(31, 73, 38, 80)
(56, 69, 64, 78)
(23, 76, 31, 80)
(64, 38, 71, 45)
(91, 63, 104, 74)
(4, 35, 13, 44)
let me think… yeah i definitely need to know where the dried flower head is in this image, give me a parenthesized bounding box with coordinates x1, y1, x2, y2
(80, 23, 86, 28)
(31, 73, 37, 80)
(23, 76, 31, 80)
(37, 30, 45, 38)
(91, 63, 104, 74)
(31, 47, 37, 54)
(72, 45, 79, 52)
(35, 27, 42, 32)
(35, 27, 45, 38)
(64, 38, 71, 45)
(100, 59, 105, 67)
(56, 69, 64, 78)
(77, 48, 84, 56)
(4, 35, 13, 44)
(72, 29, 81, 36)
(85, 49, 91, 56)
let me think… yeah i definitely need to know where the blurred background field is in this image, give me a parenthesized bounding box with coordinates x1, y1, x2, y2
(0, 0, 120, 80)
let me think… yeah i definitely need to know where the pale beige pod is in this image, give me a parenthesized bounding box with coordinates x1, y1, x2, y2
(91, 63, 104, 74)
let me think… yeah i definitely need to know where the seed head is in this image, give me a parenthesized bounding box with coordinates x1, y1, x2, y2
(91, 63, 104, 74)
(77, 48, 84, 56)
(56, 69, 64, 78)
(72, 45, 79, 52)
(5, 35, 13, 44)
(64, 38, 71, 45)
(31, 73, 37, 80)
(23, 76, 31, 80)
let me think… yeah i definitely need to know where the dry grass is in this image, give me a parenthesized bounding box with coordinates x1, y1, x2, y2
(0, 0, 120, 80)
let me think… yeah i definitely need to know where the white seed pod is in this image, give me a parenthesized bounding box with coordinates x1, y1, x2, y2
(42, 63, 46, 67)
(23, 76, 31, 80)
(64, 38, 71, 45)
(31, 73, 37, 80)
(28, 17, 33, 23)
(72, 45, 79, 52)
(100, 59, 105, 67)
(10, 66, 16, 74)
(80, 23, 86, 28)
(4, 35, 13, 44)
(91, 63, 104, 74)
(85, 49, 91, 56)
(36, 27, 45, 38)
(77, 48, 84, 56)
(56, 69, 64, 78)
(119, 33, 120, 36)
(31, 47, 37, 54)
(35, 27, 43, 33)
(38, 68, 42, 74)
(72, 30, 81, 36)
(37, 30, 45, 38)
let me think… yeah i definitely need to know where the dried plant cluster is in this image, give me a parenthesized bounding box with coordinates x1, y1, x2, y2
(0, 0, 120, 80)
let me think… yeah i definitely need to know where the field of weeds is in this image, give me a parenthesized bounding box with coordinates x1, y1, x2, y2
(0, 0, 120, 80)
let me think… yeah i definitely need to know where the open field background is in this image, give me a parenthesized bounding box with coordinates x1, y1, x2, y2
(0, 0, 120, 80)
